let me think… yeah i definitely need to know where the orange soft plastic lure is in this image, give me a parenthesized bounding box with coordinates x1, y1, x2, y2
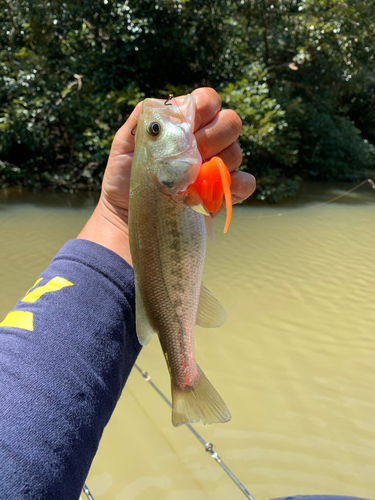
(191, 156, 232, 233)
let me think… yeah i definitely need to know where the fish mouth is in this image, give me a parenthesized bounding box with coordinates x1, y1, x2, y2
(177, 183, 192, 195)
(175, 168, 200, 195)
(159, 159, 201, 196)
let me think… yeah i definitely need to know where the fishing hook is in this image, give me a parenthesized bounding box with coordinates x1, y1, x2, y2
(131, 93, 173, 136)
(164, 94, 174, 106)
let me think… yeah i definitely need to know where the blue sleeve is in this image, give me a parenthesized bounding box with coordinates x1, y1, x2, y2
(0, 239, 142, 500)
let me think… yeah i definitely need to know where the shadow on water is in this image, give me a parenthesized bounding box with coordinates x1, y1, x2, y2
(0, 187, 99, 209)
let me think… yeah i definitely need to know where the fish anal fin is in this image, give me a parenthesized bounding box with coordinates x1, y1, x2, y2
(171, 365, 231, 426)
(135, 287, 155, 346)
(196, 284, 227, 329)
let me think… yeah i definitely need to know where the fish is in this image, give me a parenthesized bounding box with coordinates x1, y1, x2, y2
(129, 94, 231, 426)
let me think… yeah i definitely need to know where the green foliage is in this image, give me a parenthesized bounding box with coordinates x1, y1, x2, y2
(290, 102, 373, 180)
(1, 0, 375, 199)
(0, 0, 145, 190)
(220, 64, 301, 201)
(227, 0, 375, 199)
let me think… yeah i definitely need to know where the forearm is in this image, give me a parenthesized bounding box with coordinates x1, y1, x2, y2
(0, 239, 141, 499)
(77, 197, 132, 266)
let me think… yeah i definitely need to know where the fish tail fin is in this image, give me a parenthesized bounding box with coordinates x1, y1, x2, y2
(171, 365, 231, 427)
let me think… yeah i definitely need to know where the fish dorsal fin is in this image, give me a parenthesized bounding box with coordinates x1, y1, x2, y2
(204, 215, 215, 243)
(196, 283, 226, 328)
(135, 284, 156, 346)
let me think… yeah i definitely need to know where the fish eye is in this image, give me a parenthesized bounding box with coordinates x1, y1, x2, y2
(147, 121, 162, 136)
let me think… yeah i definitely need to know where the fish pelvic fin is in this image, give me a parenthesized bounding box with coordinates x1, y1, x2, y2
(191, 204, 210, 216)
(171, 365, 231, 427)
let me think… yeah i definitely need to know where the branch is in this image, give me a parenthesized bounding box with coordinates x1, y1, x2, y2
(285, 81, 315, 89)
(268, 61, 299, 71)
(285, 81, 332, 90)
(259, 2, 271, 64)
(3, 0, 17, 45)
(3, 0, 17, 30)
(268, 53, 317, 72)
(263, 25, 270, 63)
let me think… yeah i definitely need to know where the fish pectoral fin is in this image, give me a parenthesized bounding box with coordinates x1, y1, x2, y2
(135, 287, 156, 346)
(204, 215, 215, 243)
(196, 283, 227, 329)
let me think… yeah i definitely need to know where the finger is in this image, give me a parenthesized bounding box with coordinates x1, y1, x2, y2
(230, 170, 256, 204)
(212, 170, 256, 218)
(191, 87, 222, 132)
(109, 101, 143, 157)
(195, 109, 242, 160)
(211, 142, 243, 173)
(149, 88, 222, 133)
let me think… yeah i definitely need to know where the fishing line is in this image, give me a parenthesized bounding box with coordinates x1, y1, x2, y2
(238, 178, 375, 220)
(164, 96, 375, 221)
(134, 363, 256, 500)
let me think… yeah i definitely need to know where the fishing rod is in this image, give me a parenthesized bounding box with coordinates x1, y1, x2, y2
(81, 483, 95, 500)
(134, 363, 256, 500)
(81, 364, 256, 500)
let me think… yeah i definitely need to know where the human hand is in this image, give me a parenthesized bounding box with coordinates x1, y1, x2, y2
(77, 87, 256, 263)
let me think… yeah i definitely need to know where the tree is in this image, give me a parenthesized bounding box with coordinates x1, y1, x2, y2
(1, 0, 374, 199)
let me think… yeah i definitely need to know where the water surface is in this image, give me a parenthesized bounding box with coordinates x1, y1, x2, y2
(1, 184, 374, 499)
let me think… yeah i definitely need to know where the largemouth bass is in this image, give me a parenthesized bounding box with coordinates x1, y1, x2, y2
(129, 95, 231, 426)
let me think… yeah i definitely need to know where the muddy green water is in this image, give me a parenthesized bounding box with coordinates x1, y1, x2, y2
(1, 184, 374, 500)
